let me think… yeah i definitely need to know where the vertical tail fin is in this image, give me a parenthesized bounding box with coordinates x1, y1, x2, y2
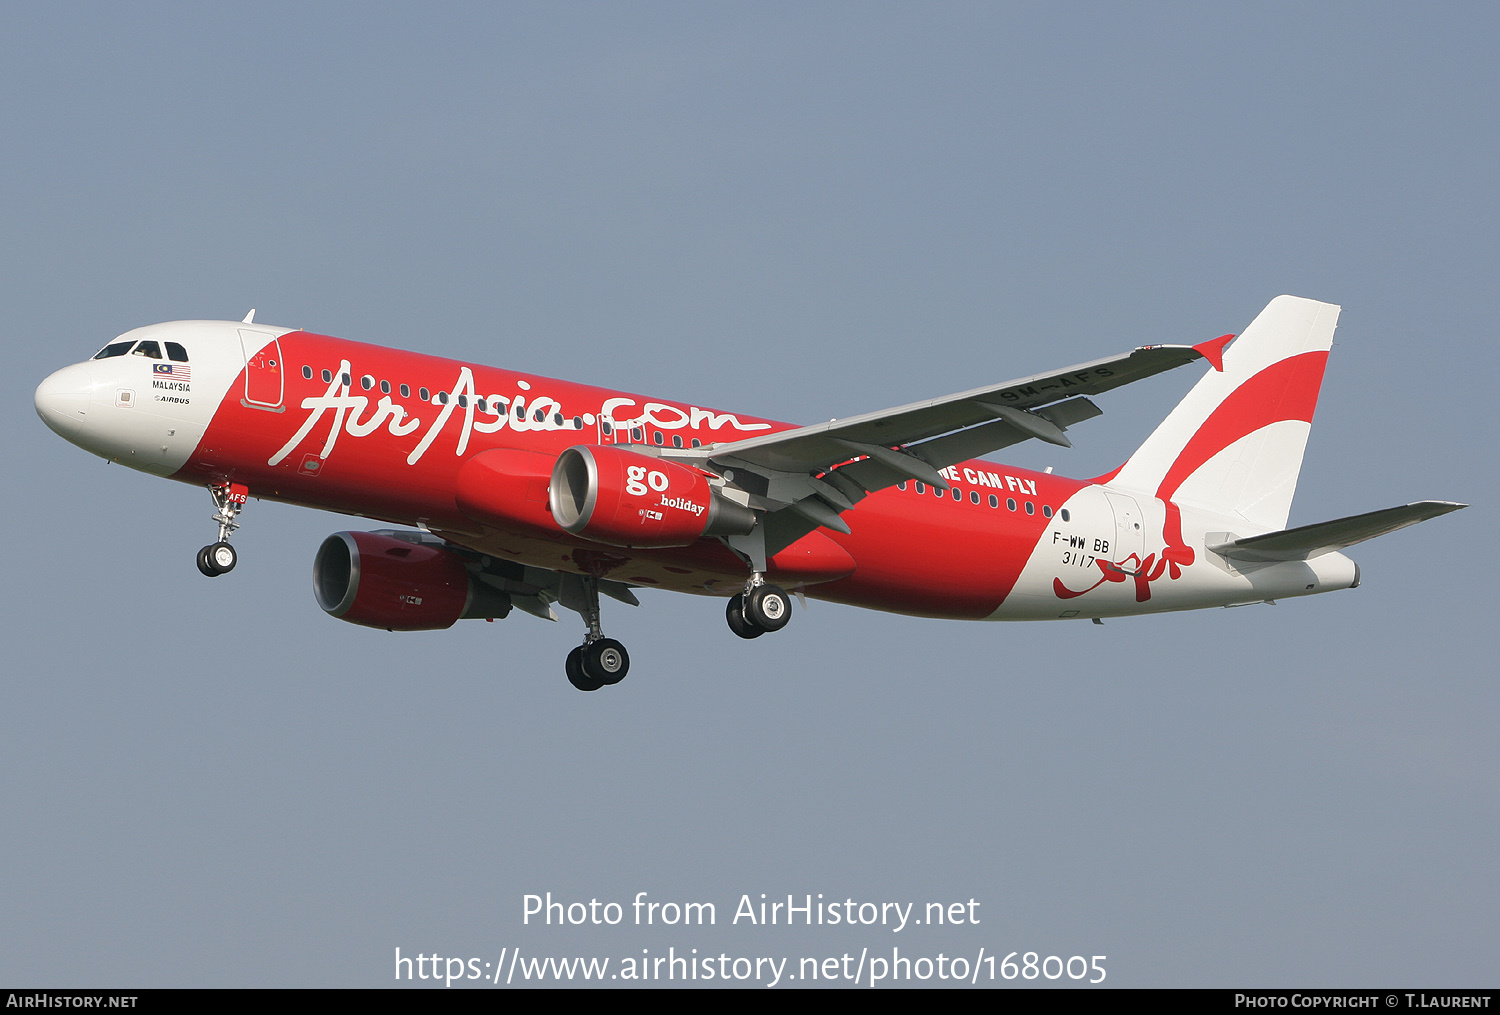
(1107, 295, 1340, 532)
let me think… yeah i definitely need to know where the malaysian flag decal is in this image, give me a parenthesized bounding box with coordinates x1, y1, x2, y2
(153, 363, 191, 381)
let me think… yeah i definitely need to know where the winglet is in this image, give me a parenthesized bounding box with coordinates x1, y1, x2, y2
(242, 309, 257, 324)
(1192, 333, 1235, 372)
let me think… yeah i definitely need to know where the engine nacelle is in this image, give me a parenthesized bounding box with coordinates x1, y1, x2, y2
(313, 531, 512, 631)
(549, 445, 757, 548)
(454, 447, 563, 535)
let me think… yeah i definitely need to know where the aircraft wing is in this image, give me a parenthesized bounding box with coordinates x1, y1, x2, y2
(657, 339, 1224, 560)
(683, 342, 1214, 477)
(1206, 501, 1467, 563)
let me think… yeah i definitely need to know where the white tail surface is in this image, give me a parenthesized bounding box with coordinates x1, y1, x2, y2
(1107, 296, 1340, 532)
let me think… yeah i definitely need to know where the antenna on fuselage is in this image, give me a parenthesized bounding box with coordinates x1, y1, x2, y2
(242, 309, 256, 323)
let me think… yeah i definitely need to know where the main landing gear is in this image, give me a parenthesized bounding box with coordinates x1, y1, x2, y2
(197, 482, 248, 577)
(565, 574, 631, 692)
(725, 576, 792, 640)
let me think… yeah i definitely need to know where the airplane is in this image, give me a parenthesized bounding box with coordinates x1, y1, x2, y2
(34, 296, 1464, 690)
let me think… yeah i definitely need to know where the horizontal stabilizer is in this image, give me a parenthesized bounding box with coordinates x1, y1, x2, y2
(1207, 501, 1466, 562)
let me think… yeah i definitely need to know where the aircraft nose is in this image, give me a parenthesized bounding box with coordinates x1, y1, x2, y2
(35, 363, 97, 440)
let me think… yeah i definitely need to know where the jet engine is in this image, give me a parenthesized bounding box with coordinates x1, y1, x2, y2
(313, 531, 512, 631)
(549, 445, 757, 548)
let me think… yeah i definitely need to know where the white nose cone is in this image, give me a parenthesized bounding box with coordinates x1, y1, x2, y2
(35, 363, 97, 443)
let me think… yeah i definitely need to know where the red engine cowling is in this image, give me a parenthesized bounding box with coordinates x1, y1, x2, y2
(549, 445, 757, 548)
(313, 531, 511, 631)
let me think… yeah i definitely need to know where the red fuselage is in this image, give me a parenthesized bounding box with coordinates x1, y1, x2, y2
(185, 330, 1075, 619)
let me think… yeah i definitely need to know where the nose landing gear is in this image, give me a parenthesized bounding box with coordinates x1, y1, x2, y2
(197, 482, 248, 577)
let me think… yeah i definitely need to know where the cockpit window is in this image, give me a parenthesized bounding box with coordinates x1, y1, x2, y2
(93, 341, 135, 359)
(131, 340, 163, 359)
(165, 342, 189, 362)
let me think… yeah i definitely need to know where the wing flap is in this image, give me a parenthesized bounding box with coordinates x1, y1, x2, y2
(903, 397, 1103, 471)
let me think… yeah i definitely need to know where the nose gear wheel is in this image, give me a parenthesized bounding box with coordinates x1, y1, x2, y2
(197, 541, 237, 576)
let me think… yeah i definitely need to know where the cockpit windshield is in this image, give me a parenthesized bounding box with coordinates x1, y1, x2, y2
(93, 341, 134, 359)
(90, 339, 190, 362)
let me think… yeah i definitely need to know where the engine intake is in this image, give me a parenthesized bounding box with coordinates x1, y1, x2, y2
(313, 531, 512, 631)
(549, 445, 756, 548)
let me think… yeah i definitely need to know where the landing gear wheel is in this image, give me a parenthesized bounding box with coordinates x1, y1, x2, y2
(584, 638, 629, 685)
(745, 584, 791, 632)
(566, 647, 603, 692)
(726, 594, 765, 639)
(197, 542, 236, 576)
(207, 541, 237, 575)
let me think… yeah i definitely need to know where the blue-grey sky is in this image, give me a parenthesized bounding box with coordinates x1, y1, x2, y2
(2, 2, 1495, 987)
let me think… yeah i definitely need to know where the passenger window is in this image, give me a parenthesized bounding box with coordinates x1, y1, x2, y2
(341, 372, 351, 386)
(380, 380, 391, 394)
(554, 413, 564, 426)
(952, 488, 962, 501)
(132, 340, 162, 359)
(653, 431, 664, 446)
(93, 341, 135, 359)
(970, 491, 980, 505)
(989, 494, 999, 508)
(1007, 498, 1016, 511)
(690, 438, 701, 448)
(400, 384, 410, 398)
(457, 394, 467, 408)
(361, 375, 374, 390)
(915, 482, 925, 494)
(1042, 505, 1053, 518)
(165, 342, 189, 362)
(438, 391, 449, 404)
(302, 365, 313, 379)
(322, 369, 333, 383)
(419, 387, 430, 401)
(1025, 501, 1035, 515)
